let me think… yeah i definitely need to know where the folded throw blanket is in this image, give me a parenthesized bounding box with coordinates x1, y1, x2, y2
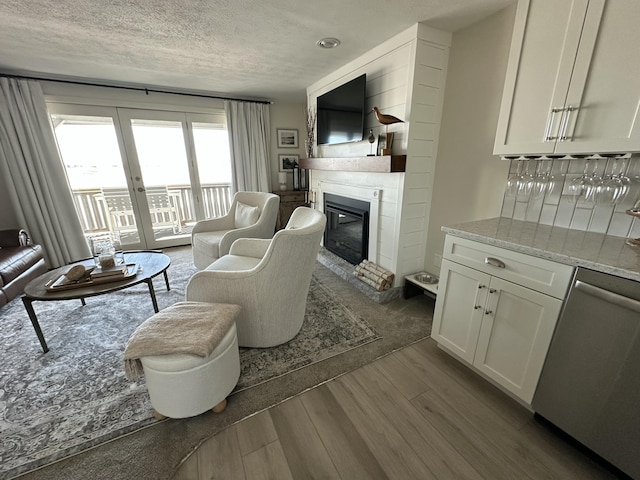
(124, 301, 241, 381)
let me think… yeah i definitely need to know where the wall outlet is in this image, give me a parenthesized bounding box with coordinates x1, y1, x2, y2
(433, 253, 442, 269)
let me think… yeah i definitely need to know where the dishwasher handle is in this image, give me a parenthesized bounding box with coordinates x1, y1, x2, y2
(575, 280, 640, 314)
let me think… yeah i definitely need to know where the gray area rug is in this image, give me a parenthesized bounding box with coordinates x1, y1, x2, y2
(0, 247, 378, 479)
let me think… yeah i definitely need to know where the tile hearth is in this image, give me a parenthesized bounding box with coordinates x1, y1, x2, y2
(317, 247, 402, 304)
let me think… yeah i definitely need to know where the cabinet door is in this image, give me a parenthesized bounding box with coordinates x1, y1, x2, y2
(557, 0, 640, 154)
(473, 276, 562, 404)
(432, 260, 490, 363)
(494, 0, 588, 155)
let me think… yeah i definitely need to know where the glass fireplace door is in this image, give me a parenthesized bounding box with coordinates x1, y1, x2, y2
(324, 193, 370, 265)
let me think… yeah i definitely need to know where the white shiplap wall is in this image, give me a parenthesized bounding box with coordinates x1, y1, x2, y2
(399, 38, 450, 278)
(307, 24, 451, 286)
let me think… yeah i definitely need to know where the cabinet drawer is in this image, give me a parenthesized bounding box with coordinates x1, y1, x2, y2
(443, 236, 573, 299)
(277, 192, 306, 203)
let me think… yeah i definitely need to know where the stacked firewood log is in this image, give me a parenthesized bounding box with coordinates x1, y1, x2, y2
(353, 260, 394, 291)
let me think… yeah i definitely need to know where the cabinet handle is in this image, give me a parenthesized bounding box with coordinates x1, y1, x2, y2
(543, 107, 561, 141)
(559, 105, 574, 141)
(474, 305, 483, 310)
(484, 257, 506, 269)
(489, 288, 497, 294)
(478, 284, 487, 289)
(484, 310, 493, 315)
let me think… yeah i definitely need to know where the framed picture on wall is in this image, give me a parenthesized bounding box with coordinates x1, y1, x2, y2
(279, 154, 299, 172)
(277, 129, 299, 148)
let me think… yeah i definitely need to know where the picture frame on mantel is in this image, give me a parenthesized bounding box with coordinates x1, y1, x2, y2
(376, 134, 385, 156)
(376, 132, 394, 156)
(278, 154, 299, 172)
(277, 129, 299, 148)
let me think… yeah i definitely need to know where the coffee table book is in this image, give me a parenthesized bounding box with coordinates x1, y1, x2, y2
(91, 263, 128, 279)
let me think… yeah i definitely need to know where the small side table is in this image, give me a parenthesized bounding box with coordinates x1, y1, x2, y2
(404, 272, 438, 300)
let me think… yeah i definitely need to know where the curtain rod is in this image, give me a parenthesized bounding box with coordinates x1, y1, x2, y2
(0, 73, 272, 104)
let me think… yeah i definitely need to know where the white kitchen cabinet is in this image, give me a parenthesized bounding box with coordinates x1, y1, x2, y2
(473, 276, 562, 403)
(494, 0, 640, 156)
(432, 259, 489, 363)
(432, 236, 573, 404)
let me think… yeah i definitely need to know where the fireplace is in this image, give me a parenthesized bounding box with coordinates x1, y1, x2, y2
(324, 193, 370, 265)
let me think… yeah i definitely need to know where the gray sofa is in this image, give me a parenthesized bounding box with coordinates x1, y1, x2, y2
(0, 229, 47, 307)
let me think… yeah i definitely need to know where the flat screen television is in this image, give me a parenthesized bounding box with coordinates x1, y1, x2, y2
(317, 74, 366, 145)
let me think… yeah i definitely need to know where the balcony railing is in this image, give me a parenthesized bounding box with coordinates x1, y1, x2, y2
(71, 183, 232, 234)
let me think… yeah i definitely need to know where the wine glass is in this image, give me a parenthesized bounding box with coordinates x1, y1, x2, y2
(532, 159, 553, 199)
(505, 160, 523, 198)
(581, 159, 602, 203)
(517, 160, 536, 199)
(614, 158, 632, 203)
(593, 158, 619, 205)
(566, 160, 591, 203)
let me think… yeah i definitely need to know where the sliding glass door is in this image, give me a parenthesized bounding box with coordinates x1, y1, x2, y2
(49, 104, 231, 250)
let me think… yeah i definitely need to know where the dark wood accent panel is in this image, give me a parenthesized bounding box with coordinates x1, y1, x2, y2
(299, 155, 406, 173)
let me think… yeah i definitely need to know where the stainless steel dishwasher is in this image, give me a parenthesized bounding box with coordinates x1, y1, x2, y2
(533, 267, 640, 479)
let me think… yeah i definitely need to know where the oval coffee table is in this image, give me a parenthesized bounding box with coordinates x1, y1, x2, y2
(22, 251, 171, 353)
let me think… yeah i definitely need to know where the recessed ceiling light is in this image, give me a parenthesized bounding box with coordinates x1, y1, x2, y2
(317, 37, 341, 49)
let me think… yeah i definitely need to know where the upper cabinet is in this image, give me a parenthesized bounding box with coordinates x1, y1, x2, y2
(494, 0, 640, 156)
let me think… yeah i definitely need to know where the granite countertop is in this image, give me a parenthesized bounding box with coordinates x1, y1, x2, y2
(442, 218, 640, 283)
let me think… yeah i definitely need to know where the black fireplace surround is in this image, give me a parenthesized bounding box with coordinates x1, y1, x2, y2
(324, 193, 370, 265)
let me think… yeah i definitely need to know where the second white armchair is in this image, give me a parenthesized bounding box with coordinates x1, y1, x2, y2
(186, 207, 327, 348)
(191, 191, 280, 269)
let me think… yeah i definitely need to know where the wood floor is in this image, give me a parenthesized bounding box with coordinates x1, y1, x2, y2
(173, 338, 619, 480)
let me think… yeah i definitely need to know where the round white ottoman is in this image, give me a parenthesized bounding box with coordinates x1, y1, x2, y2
(140, 322, 240, 419)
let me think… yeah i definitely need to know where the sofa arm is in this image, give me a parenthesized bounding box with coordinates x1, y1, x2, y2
(0, 229, 30, 247)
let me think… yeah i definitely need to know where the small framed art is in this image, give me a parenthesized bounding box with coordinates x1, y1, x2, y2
(279, 154, 299, 172)
(277, 129, 299, 148)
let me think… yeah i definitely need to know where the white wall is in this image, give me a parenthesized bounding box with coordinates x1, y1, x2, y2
(269, 102, 306, 190)
(425, 4, 517, 273)
(399, 33, 450, 277)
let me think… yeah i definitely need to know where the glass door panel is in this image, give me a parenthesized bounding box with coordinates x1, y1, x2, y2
(191, 121, 232, 219)
(50, 108, 143, 248)
(126, 117, 192, 245)
(49, 104, 233, 251)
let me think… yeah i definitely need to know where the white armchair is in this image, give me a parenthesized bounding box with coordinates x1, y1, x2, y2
(191, 191, 280, 269)
(186, 207, 327, 348)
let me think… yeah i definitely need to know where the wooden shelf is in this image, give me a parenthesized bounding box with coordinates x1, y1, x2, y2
(299, 155, 406, 173)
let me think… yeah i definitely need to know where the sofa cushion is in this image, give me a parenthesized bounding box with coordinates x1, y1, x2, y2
(0, 245, 44, 285)
(192, 230, 233, 261)
(234, 202, 260, 228)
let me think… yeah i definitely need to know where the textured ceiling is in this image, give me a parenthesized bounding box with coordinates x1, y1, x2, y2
(0, 0, 513, 102)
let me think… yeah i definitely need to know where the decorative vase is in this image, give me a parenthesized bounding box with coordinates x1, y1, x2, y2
(305, 139, 314, 158)
(278, 172, 288, 191)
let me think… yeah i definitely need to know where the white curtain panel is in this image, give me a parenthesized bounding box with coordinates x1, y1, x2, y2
(225, 100, 272, 193)
(0, 78, 90, 267)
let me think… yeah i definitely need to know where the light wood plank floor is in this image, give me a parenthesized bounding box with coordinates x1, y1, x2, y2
(173, 338, 620, 480)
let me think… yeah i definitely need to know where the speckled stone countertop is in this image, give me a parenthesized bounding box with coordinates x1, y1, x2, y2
(442, 218, 640, 283)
